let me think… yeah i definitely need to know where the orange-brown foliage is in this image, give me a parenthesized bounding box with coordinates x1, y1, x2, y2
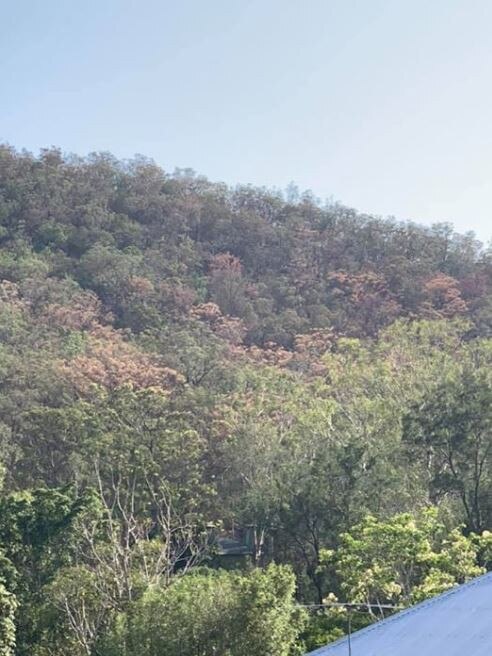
(191, 302, 246, 345)
(41, 290, 106, 331)
(58, 325, 183, 394)
(420, 273, 468, 318)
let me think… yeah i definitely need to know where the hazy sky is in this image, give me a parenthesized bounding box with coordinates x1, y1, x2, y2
(1, 0, 491, 242)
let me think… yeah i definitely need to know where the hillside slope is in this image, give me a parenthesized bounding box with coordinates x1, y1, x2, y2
(0, 145, 491, 655)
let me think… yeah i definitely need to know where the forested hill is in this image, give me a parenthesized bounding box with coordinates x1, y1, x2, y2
(0, 145, 490, 344)
(0, 144, 491, 656)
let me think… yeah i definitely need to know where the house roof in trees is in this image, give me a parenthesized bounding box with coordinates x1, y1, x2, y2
(215, 536, 252, 556)
(306, 571, 492, 656)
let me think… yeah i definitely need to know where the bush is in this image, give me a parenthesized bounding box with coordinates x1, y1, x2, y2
(103, 565, 305, 656)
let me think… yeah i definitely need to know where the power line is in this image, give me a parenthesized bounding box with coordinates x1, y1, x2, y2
(298, 602, 403, 610)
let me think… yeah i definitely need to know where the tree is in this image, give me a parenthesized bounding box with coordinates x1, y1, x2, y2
(322, 510, 483, 614)
(104, 565, 305, 656)
(0, 487, 98, 656)
(0, 583, 16, 656)
(403, 345, 492, 532)
(304, 509, 487, 649)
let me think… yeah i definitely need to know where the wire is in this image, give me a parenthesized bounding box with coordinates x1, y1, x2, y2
(298, 602, 403, 610)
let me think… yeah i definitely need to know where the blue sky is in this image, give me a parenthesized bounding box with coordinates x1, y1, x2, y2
(1, 0, 491, 243)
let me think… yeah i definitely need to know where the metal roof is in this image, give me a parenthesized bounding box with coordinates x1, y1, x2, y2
(307, 572, 492, 656)
(215, 536, 252, 556)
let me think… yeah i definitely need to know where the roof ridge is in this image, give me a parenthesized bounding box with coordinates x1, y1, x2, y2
(306, 570, 492, 655)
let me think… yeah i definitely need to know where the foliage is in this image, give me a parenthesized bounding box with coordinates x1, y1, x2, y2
(0, 583, 16, 656)
(0, 144, 490, 653)
(103, 565, 305, 656)
(303, 509, 487, 649)
(322, 509, 483, 611)
(403, 343, 492, 531)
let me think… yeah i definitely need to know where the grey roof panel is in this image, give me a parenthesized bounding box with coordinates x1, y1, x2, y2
(307, 572, 492, 656)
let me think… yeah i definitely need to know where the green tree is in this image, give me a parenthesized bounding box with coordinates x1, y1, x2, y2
(104, 565, 305, 656)
(0, 487, 98, 656)
(403, 343, 492, 532)
(321, 510, 483, 614)
(0, 583, 16, 656)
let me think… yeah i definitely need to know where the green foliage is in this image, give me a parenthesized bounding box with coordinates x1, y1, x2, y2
(321, 509, 483, 610)
(0, 145, 490, 653)
(104, 565, 305, 656)
(34, 565, 109, 656)
(0, 583, 16, 656)
(302, 510, 488, 649)
(403, 340, 492, 531)
(0, 487, 100, 655)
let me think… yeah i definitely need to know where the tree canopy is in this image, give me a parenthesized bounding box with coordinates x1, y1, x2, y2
(0, 145, 491, 654)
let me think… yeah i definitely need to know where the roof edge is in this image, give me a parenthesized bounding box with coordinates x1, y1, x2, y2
(306, 570, 492, 655)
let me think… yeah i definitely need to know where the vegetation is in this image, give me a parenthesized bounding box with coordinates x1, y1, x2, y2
(0, 144, 490, 654)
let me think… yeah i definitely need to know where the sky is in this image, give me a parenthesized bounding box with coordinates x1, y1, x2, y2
(1, 0, 491, 243)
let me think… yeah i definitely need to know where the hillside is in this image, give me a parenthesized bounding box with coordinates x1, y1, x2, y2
(0, 144, 491, 655)
(1, 146, 490, 344)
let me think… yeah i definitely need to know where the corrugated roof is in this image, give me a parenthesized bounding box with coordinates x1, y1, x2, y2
(307, 572, 492, 656)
